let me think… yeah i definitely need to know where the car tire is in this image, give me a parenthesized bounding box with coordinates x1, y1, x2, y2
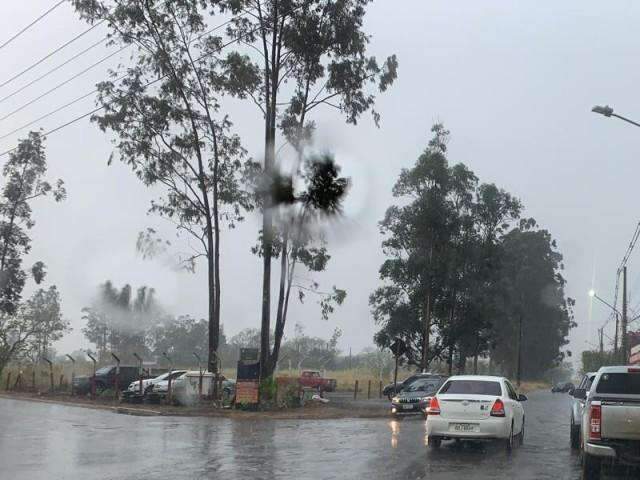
(582, 453, 601, 480)
(506, 422, 514, 452)
(570, 417, 580, 449)
(429, 436, 441, 449)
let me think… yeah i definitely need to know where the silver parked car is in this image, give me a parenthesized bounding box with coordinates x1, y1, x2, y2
(569, 371, 595, 449)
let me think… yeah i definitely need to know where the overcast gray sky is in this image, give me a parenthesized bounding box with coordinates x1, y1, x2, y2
(1, 0, 638, 362)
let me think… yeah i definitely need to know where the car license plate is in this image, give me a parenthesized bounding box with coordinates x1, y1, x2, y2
(402, 404, 414, 410)
(450, 423, 478, 432)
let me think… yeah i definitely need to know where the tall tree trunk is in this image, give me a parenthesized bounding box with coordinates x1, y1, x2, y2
(421, 290, 431, 372)
(447, 345, 453, 376)
(268, 230, 289, 375)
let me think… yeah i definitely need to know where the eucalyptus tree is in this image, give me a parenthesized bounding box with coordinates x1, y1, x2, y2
(72, 0, 254, 372)
(371, 124, 455, 370)
(214, 0, 398, 377)
(0, 132, 65, 376)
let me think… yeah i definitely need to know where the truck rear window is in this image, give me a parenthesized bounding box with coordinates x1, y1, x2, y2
(439, 380, 502, 396)
(595, 373, 640, 395)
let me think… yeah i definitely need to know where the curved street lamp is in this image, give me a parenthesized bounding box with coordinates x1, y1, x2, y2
(592, 105, 640, 128)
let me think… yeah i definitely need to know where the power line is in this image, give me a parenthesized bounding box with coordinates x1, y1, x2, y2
(0, 6, 278, 158)
(0, 90, 97, 142)
(0, 45, 127, 123)
(0, 37, 108, 105)
(0, 8, 246, 124)
(0, 0, 67, 51)
(0, 20, 106, 89)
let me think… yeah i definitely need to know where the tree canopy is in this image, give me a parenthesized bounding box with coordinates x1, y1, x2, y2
(371, 125, 575, 380)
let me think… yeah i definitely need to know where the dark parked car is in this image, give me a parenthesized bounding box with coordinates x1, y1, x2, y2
(383, 373, 445, 400)
(73, 365, 144, 395)
(390, 376, 447, 417)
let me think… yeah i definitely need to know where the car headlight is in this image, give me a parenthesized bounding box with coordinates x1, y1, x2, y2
(392, 396, 400, 403)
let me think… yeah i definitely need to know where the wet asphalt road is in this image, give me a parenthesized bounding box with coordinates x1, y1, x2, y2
(0, 391, 637, 480)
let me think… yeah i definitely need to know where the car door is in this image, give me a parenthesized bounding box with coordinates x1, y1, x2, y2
(504, 381, 524, 434)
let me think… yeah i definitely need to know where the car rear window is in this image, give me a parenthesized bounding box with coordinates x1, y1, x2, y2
(595, 373, 640, 395)
(439, 380, 502, 396)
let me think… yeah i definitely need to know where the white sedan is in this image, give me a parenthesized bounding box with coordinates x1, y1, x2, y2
(425, 375, 527, 450)
(126, 370, 187, 395)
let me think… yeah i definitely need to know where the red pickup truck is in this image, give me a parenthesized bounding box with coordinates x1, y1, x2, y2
(298, 370, 337, 392)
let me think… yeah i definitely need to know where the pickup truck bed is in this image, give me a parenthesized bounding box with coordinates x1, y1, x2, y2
(580, 366, 640, 479)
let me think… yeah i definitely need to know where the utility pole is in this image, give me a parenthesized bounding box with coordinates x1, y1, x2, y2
(614, 313, 619, 355)
(516, 312, 523, 387)
(598, 328, 604, 354)
(622, 266, 629, 363)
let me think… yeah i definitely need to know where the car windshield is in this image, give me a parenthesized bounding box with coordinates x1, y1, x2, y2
(95, 367, 112, 375)
(595, 373, 640, 395)
(439, 380, 502, 396)
(406, 379, 441, 392)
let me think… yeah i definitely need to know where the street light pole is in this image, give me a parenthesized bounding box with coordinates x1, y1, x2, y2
(592, 105, 640, 128)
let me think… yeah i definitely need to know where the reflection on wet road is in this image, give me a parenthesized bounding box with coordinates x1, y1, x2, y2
(0, 391, 636, 479)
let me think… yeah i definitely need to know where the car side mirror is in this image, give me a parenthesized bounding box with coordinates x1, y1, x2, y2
(518, 394, 528, 402)
(572, 388, 586, 400)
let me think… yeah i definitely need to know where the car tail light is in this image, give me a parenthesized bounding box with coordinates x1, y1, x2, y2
(589, 403, 602, 441)
(490, 399, 506, 417)
(427, 397, 440, 415)
(628, 368, 640, 373)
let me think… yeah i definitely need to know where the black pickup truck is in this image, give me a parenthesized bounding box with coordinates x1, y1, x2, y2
(73, 365, 144, 395)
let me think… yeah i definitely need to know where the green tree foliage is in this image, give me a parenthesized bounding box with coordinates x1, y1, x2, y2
(82, 281, 164, 362)
(0, 286, 69, 375)
(371, 125, 574, 380)
(213, 0, 398, 377)
(151, 316, 224, 367)
(0, 132, 65, 315)
(0, 133, 66, 377)
(581, 350, 618, 374)
(278, 323, 342, 371)
(22, 286, 69, 363)
(72, 0, 254, 373)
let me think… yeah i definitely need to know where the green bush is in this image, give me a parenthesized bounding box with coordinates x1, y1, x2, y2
(581, 350, 619, 374)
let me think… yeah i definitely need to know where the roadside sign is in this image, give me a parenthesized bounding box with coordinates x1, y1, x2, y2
(240, 348, 259, 364)
(235, 380, 260, 404)
(236, 348, 260, 406)
(390, 339, 407, 357)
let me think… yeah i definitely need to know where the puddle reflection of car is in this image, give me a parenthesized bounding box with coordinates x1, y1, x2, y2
(390, 376, 446, 417)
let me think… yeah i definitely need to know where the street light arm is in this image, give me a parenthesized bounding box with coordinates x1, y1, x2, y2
(592, 105, 640, 128)
(611, 113, 640, 129)
(592, 293, 622, 316)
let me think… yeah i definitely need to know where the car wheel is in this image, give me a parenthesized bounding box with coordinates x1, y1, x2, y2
(429, 436, 441, 449)
(582, 453, 601, 480)
(570, 417, 580, 449)
(506, 422, 514, 452)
